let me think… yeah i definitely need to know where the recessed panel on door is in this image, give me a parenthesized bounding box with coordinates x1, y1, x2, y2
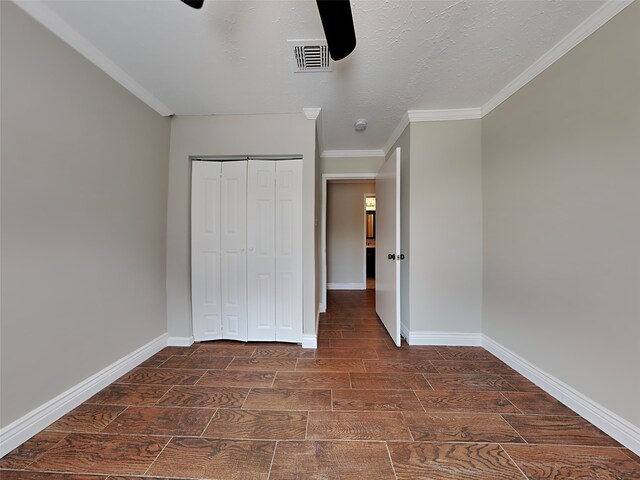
(247, 161, 276, 340)
(191, 161, 222, 341)
(275, 160, 303, 342)
(221, 161, 248, 341)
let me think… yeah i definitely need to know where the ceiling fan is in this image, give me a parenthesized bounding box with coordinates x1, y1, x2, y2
(180, 0, 356, 61)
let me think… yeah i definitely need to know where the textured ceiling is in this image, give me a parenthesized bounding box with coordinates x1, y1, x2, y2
(38, 0, 604, 152)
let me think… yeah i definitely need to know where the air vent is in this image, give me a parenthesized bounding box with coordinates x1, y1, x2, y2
(288, 40, 333, 73)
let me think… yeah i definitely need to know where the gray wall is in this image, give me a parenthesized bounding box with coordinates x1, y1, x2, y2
(409, 120, 483, 334)
(483, 1, 640, 426)
(166, 114, 317, 340)
(327, 182, 375, 286)
(321, 156, 385, 175)
(0, 2, 171, 427)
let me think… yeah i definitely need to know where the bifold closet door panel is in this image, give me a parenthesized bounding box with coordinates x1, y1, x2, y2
(275, 160, 303, 342)
(247, 161, 276, 341)
(221, 161, 248, 341)
(191, 161, 222, 341)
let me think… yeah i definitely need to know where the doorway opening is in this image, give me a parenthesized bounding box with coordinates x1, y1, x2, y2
(365, 194, 376, 290)
(320, 173, 376, 312)
(320, 147, 401, 346)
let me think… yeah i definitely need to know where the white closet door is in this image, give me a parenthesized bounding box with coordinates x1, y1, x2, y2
(220, 161, 248, 341)
(247, 161, 276, 341)
(275, 160, 303, 342)
(191, 161, 222, 341)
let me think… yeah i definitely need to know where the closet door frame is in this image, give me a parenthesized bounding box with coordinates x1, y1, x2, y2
(191, 157, 302, 344)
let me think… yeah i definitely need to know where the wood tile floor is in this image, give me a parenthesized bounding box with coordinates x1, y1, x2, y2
(2, 290, 638, 479)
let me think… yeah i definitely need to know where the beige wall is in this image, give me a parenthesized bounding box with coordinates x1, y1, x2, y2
(321, 156, 385, 175)
(327, 182, 375, 286)
(483, 1, 640, 426)
(166, 114, 317, 340)
(409, 120, 483, 334)
(0, 2, 171, 427)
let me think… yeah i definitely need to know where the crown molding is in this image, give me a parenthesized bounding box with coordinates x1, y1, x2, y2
(14, 0, 631, 150)
(302, 108, 322, 120)
(331, 107, 479, 158)
(407, 108, 482, 122)
(304, 108, 324, 154)
(382, 108, 480, 156)
(481, 0, 634, 116)
(13, 0, 173, 117)
(383, 112, 410, 157)
(320, 149, 385, 159)
(382, 0, 633, 151)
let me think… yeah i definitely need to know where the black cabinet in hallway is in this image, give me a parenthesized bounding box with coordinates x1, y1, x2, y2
(366, 247, 375, 278)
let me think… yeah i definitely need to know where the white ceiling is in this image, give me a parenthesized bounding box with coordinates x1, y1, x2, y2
(28, 0, 605, 152)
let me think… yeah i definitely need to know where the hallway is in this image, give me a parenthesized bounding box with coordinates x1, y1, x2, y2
(1, 290, 638, 479)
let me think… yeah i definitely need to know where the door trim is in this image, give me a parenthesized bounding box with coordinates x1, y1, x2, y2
(320, 173, 377, 312)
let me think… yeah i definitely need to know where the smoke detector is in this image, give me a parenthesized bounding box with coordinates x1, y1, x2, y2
(289, 40, 333, 73)
(354, 119, 367, 132)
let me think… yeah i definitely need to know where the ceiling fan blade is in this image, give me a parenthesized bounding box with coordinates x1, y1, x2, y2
(181, 0, 204, 9)
(316, 0, 356, 61)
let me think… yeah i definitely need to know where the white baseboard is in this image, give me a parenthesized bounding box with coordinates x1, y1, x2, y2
(301, 309, 320, 349)
(400, 323, 410, 341)
(167, 336, 195, 346)
(0, 333, 168, 457)
(405, 331, 481, 346)
(327, 282, 366, 290)
(482, 334, 640, 455)
(302, 334, 318, 349)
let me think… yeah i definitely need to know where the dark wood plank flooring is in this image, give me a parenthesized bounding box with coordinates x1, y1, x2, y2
(1, 290, 638, 479)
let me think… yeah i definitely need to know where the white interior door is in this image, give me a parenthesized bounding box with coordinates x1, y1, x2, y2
(247, 161, 276, 340)
(275, 160, 303, 342)
(376, 147, 401, 346)
(191, 161, 222, 341)
(220, 161, 248, 341)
